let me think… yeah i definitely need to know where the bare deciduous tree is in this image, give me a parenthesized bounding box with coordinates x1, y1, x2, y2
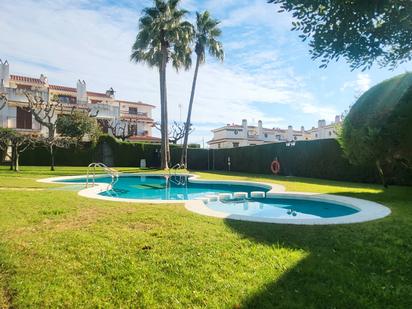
(23, 91, 78, 171)
(0, 128, 35, 171)
(0, 91, 7, 111)
(101, 119, 137, 141)
(154, 121, 193, 144)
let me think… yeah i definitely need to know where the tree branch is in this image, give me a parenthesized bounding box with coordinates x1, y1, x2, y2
(0, 91, 7, 111)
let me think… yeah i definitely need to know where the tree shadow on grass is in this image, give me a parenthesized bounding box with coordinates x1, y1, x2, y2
(224, 190, 412, 308)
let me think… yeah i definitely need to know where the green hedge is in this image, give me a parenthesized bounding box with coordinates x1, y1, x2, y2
(17, 136, 412, 185)
(21, 143, 96, 167)
(208, 139, 378, 182)
(209, 139, 412, 185)
(19, 135, 209, 170)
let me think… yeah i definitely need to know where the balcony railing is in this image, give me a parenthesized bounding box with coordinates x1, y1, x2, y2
(121, 111, 148, 118)
(4, 87, 48, 103)
(88, 103, 119, 119)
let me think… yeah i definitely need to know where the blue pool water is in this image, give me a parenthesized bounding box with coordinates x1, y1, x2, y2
(58, 175, 358, 219)
(59, 175, 268, 200)
(207, 198, 358, 219)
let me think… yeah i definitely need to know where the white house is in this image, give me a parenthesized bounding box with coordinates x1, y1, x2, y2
(207, 117, 341, 149)
(0, 60, 159, 142)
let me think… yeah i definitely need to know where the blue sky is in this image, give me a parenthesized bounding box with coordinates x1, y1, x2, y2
(1, 0, 411, 145)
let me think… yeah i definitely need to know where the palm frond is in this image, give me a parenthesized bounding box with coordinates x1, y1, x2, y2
(131, 0, 193, 70)
(192, 10, 224, 63)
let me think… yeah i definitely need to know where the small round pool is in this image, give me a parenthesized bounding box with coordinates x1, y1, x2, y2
(208, 197, 358, 219)
(42, 173, 391, 225)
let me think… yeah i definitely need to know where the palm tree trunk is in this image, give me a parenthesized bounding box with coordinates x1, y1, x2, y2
(164, 65, 170, 167)
(159, 45, 169, 169)
(181, 54, 201, 168)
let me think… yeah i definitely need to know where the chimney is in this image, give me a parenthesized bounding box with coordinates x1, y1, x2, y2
(0, 59, 10, 88)
(258, 120, 263, 138)
(287, 125, 293, 140)
(76, 80, 87, 104)
(106, 87, 115, 99)
(301, 126, 305, 132)
(242, 119, 248, 138)
(39, 74, 48, 85)
(335, 115, 341, 124)
(318, 119, 326, 128)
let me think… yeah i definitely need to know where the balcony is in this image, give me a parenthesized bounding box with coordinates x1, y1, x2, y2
(121, 111, 148, 117)
(88, 103, 120, 119)
(4, 87, 48, 103)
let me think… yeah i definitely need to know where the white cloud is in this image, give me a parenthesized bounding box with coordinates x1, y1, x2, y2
(0, 0, 335, 144)
(341, 73, 371, 94)
(356, 73, 372, 92)
(220, 0, 292, 29)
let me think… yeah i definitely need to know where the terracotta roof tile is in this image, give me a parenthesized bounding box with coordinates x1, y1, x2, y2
(118, 100, 155, 108)
(87, 91, 111, 98)
(49, 84, 76, 92)
(50, 85, 110, 98)
(11, 76, 151, 106)
(10, 75, 44, 85)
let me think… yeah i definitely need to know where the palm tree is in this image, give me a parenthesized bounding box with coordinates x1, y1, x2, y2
(180, 11, 223, 168)
(131, 0, 193, 169)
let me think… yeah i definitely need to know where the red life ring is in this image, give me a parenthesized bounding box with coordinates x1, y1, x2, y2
(270, 160, 281, 174)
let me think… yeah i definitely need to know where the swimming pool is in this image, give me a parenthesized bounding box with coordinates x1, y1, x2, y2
(57, 174, 270, 200)
(41, 174, 391, 225)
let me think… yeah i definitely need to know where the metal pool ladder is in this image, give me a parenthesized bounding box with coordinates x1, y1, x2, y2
(86, 163, 119, 194)
(169, 163, 187, 186)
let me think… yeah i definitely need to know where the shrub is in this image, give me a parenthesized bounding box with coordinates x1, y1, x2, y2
(340, 73, 412, 186)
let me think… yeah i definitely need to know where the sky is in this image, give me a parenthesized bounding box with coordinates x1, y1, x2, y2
(1, 0, 411, 146)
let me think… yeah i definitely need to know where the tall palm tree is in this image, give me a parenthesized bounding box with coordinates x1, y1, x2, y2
(180, 11, 223, 167)
(131, 0, 193, 169)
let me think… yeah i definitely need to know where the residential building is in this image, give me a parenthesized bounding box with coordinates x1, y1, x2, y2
(207, 117, 341, 149)
(0, 60, 159, 142)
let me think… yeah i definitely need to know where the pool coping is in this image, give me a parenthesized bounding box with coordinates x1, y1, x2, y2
(38, 173, 391, 225)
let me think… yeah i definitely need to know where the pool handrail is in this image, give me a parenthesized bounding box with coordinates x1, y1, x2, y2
(86, 163, 119, 194)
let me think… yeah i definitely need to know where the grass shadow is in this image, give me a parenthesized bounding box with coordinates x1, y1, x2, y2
(223, 189, 412, 308)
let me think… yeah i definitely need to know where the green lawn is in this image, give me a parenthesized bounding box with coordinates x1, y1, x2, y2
(0, 166, 411, 308)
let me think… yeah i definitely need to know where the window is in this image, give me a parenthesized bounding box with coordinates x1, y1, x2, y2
(233, 142, 239, 148)
(294, 136, 297, 140)
(58, 95, 76, 104)
(129, 124, 138, 135)
(276, 134, 281, 140)
(315, 133, 318, 138)
(250, 143, 256, 146)
(16, 107, 32, 129)
(234, 129, 238, 135)
(329, 131, 332, 136)
(218, 143, 221, 149)
(129, 107, 138, 115)
(264, 133, 268, 138)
